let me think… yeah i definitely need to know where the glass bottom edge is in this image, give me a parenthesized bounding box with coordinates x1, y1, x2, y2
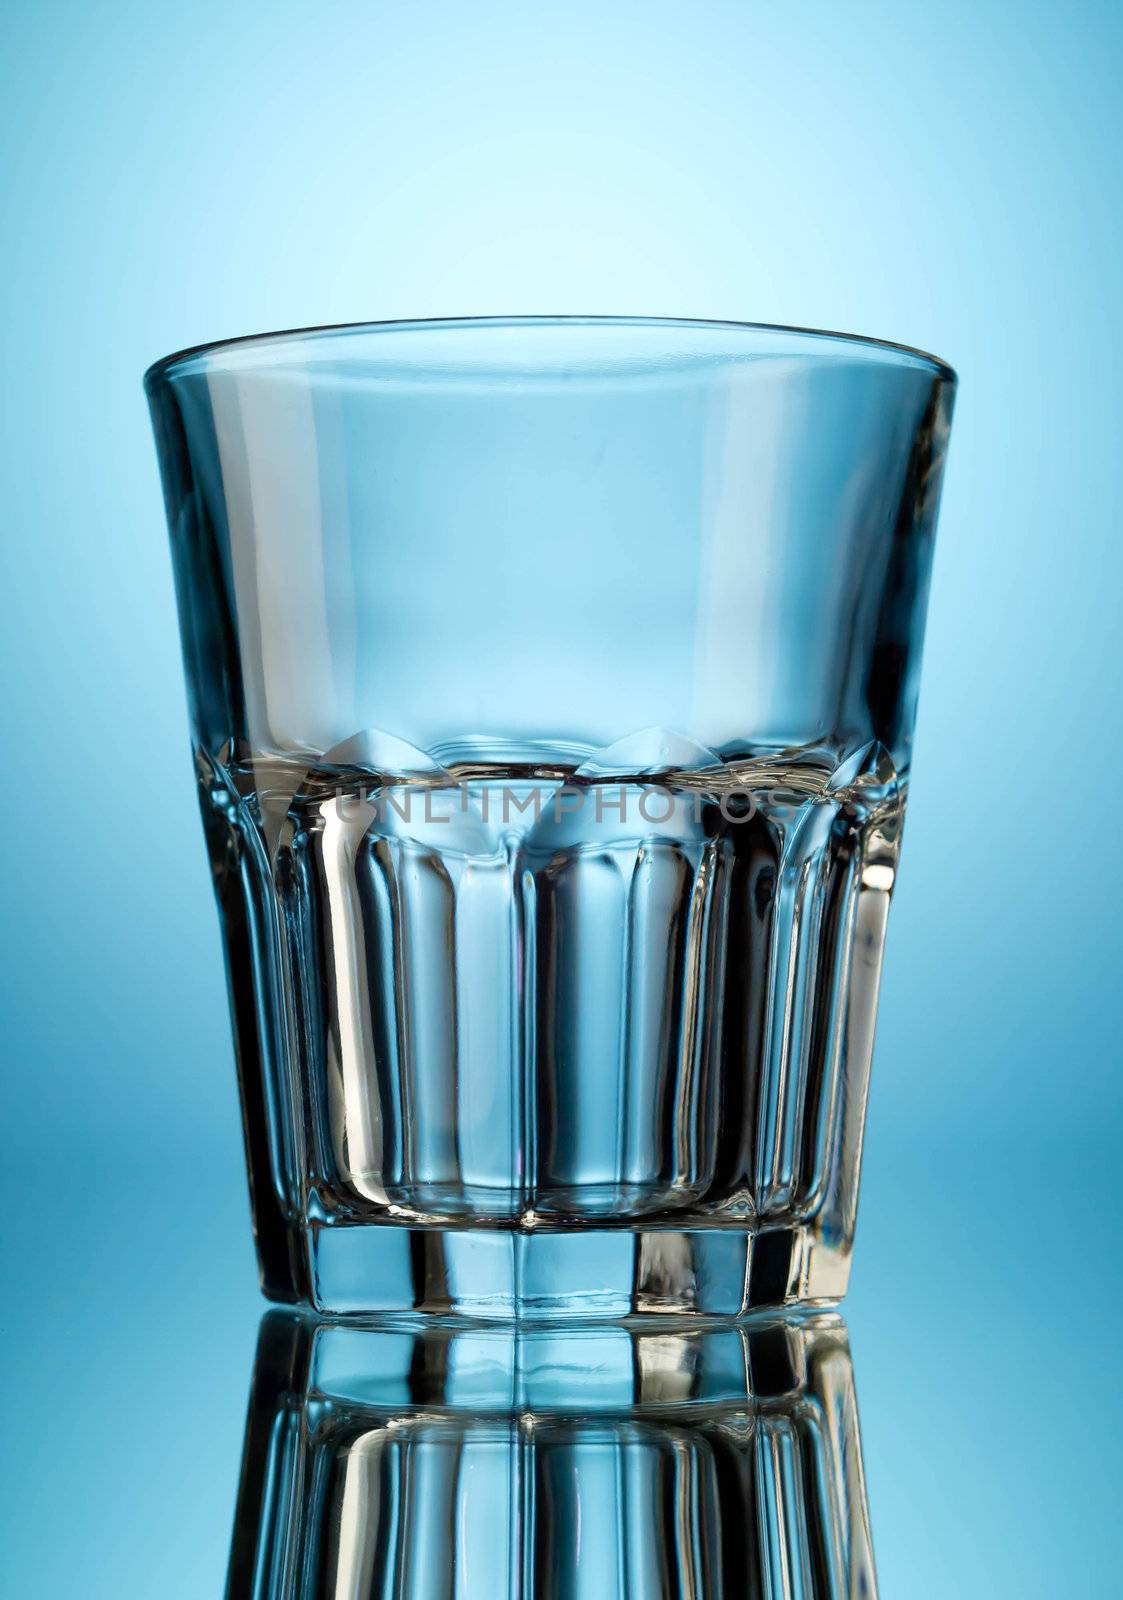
(264, 1221, 851, 1319)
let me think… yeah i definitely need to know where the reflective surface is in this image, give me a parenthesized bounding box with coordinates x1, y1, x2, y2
(229, 1313, 874, 1598)
(6, 1129, 1121, 1597)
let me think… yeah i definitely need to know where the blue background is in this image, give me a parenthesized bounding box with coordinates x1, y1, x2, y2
(2, 2, 1120, 1593)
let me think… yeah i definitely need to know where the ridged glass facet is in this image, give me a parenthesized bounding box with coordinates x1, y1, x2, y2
(229, 1314, 878, 1599)
(147, 317, 955, 1315)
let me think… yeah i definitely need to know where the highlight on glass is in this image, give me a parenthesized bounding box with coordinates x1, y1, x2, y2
(146, 316, 955, 1317)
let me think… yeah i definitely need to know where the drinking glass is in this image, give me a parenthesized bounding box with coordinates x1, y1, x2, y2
(146, 316, 955, 1317)
(229, 1312, 877, 1598)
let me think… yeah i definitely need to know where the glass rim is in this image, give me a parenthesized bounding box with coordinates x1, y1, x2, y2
(144, 313, 957, 390)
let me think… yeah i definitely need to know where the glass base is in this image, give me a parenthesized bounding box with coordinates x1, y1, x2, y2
(266, 1221, 851, 1319)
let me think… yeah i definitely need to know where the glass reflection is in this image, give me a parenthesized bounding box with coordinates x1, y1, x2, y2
(228, 1313, 877, 1598)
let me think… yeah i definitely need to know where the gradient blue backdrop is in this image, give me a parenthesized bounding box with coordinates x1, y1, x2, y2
(2, 2, 1120, 1594)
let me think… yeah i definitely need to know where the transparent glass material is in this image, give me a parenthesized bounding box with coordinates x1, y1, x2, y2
(229, 1312, 877, 1598)
(146, 316, 955, 1317)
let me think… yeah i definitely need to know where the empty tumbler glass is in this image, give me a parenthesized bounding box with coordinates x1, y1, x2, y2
(146, 316, 955, 1317)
